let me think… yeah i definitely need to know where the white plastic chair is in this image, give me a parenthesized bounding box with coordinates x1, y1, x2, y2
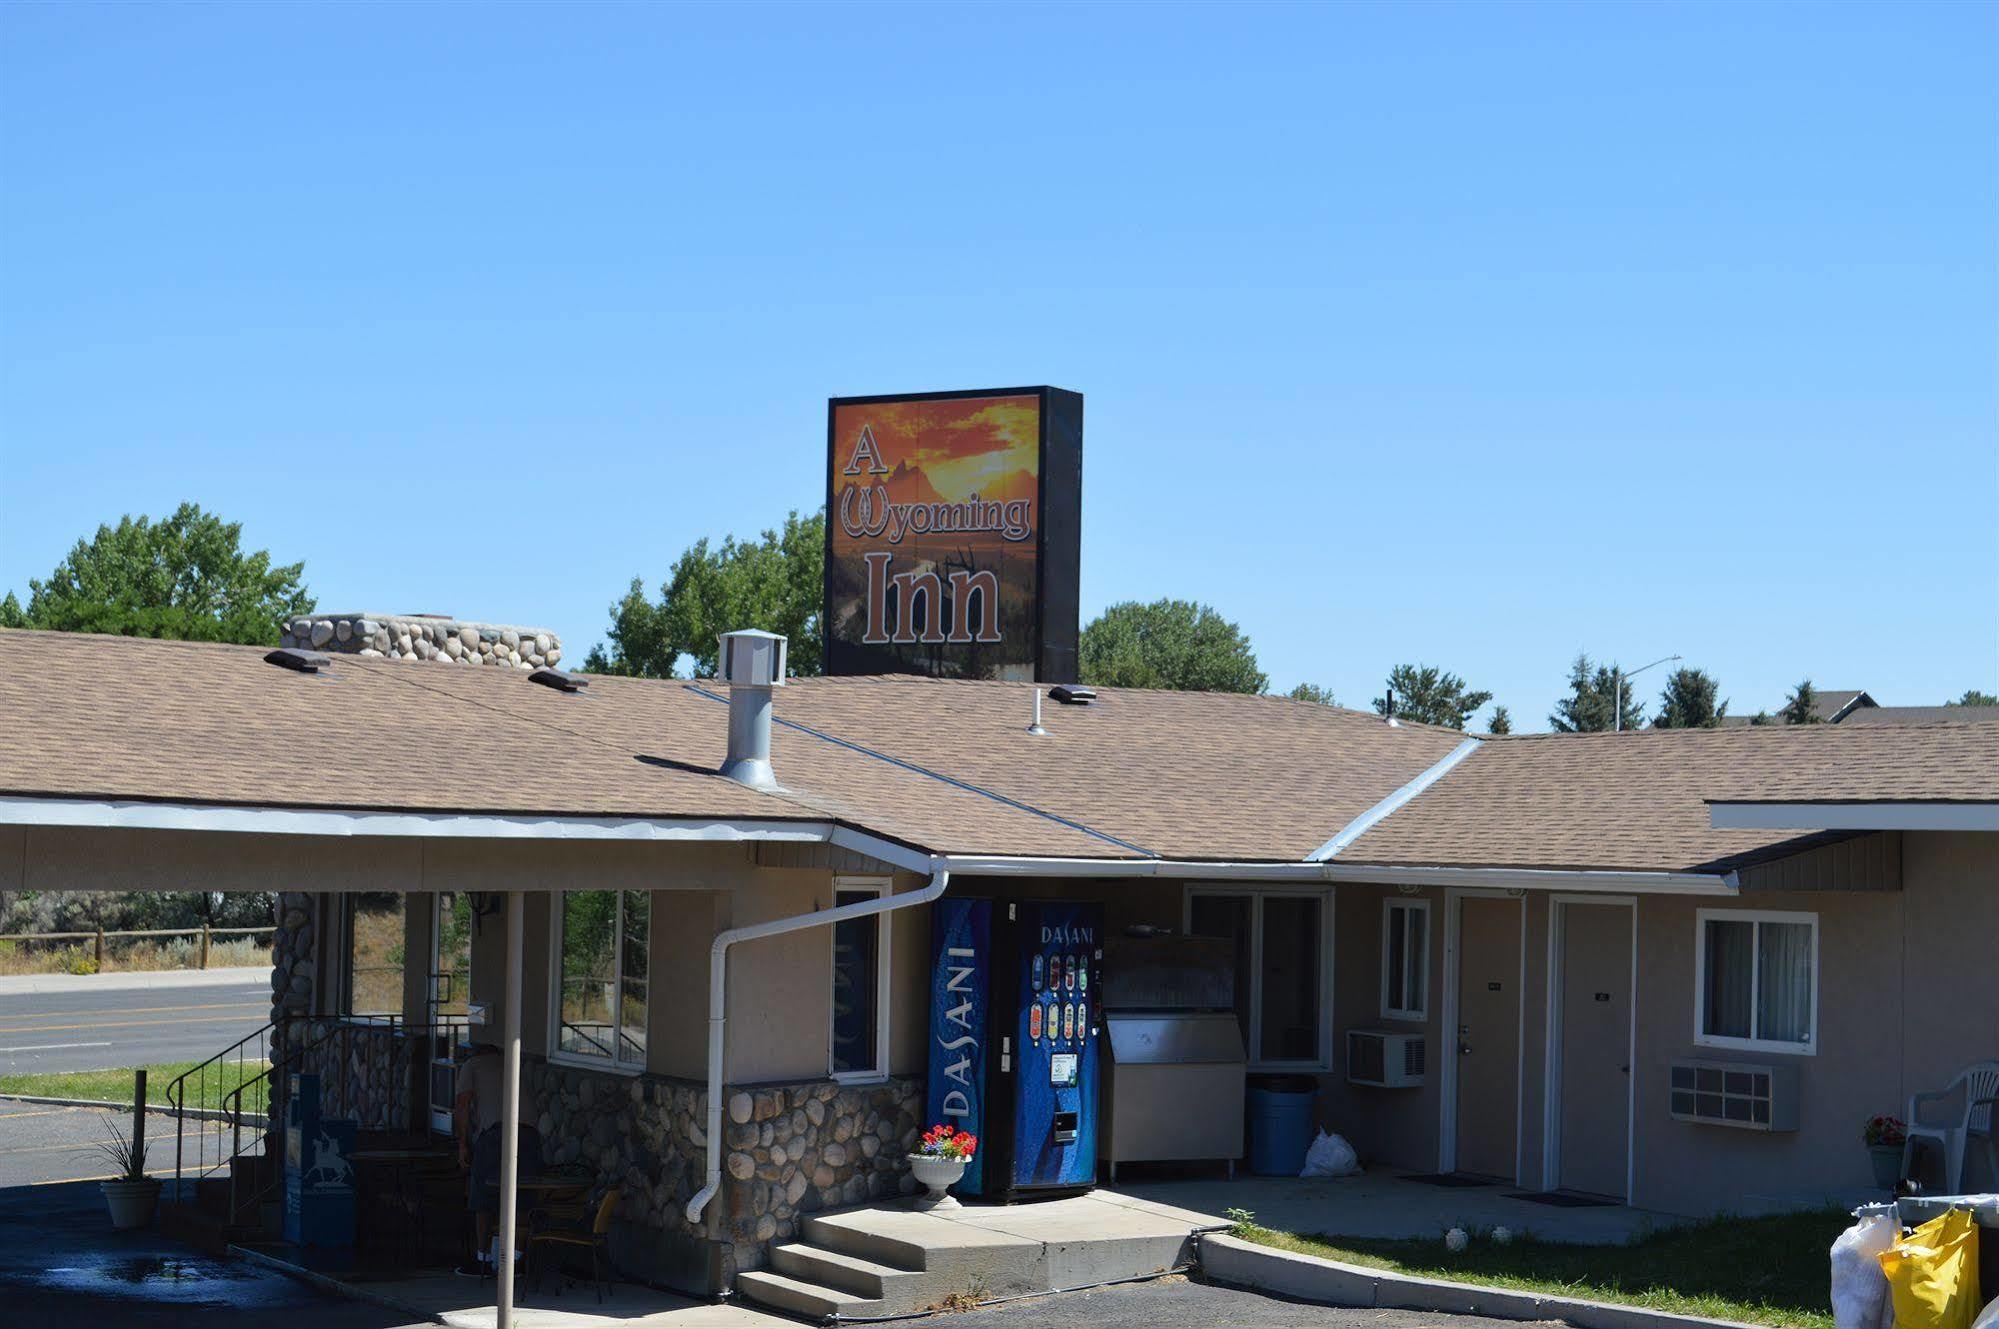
(1902, 1060, 1999, 1193)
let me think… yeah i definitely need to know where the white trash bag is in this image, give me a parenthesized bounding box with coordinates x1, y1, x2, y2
(1829, 1203, 1898, 1329)
(1299, 1130, 1360, 1178)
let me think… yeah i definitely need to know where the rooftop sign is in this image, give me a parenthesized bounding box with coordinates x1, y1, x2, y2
(824, 387, 1081, 681)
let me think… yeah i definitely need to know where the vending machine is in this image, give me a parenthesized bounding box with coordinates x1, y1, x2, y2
(926, 897, 1103, 1201)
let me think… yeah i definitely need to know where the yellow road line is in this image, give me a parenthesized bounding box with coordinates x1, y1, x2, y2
(0, 1107, 83, 1120)
(0, 1014, 272, 1035)
(0, 1000, 267, 1021)
(32, 1166, 178, 1185)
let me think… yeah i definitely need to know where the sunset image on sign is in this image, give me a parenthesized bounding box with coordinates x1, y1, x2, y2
(826, 392, 1044, 679)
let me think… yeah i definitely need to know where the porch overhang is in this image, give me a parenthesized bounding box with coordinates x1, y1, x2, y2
(1709, 799, 1999, 833)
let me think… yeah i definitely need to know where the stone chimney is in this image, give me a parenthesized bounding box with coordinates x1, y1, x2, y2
(279, 612, 561, 670)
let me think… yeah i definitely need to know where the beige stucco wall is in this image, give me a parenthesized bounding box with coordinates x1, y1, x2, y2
(1630, 888, 1905, 1212)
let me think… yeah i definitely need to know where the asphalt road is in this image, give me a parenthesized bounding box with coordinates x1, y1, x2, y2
(0, 973, 270, 1076)
(0, 1101, 193, 1188)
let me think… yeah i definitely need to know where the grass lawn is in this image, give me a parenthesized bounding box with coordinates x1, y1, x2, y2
(0, 1059, 270, 1114)
(1234, 1208, 1846, 1329)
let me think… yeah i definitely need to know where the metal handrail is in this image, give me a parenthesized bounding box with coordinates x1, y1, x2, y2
(197, 1015, 467, 1226)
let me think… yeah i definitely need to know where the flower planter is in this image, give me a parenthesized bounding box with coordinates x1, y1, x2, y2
(102, 1178, 161, 1230)
(908, 1154, 967, 1211)
(1869, 1145, 1903, 1190)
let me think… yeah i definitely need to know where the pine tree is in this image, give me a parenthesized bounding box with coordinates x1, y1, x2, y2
(1488, 705, 1513, 735)
(1779, 679, 1822, 725)
(1287, 683, 1337, 705)
(1655, 667, 1728, 728)
(1549, 653, 1643, 732)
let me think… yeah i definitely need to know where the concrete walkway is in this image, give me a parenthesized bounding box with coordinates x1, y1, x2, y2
(1126, 1168, 1685, 1245)
(235, 1245, 789, 1329)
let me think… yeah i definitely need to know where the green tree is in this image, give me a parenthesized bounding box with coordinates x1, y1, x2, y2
(1779, 679, 1822, 725)
(1079, 599, 1267, 693)
(1, 503, 311, 645)
(1370, 663, 1492, 730)
(1654, 667, 1728, 728)
(1549, 652, 1644, 732)
(1487, 705, 1513, 735)
(586, 510, 824, 678)
(1287, 682, 1337, 705)
(1948, 689, 1998, 707)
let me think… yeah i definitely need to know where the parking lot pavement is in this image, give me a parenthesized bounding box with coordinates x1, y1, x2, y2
(0, 1101, 187, 1188)
(0, 1179, 429, 1329)
(942, 1276, 1555, 1328)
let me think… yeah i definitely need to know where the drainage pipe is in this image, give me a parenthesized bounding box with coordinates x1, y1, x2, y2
(685, 862, 951, 1225)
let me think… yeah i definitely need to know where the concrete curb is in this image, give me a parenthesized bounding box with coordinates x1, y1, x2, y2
(0, 1091, 264, 1127)
(1199, 1233, 1757, 1329)
(231, 1243, 446, 1324)
(0, 965, 269, 996)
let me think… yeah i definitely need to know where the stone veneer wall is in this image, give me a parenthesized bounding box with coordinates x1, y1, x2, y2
(528, 1058, 923, 1291)
(278, 612, 562, 670)
(267, 891, 322, 1134)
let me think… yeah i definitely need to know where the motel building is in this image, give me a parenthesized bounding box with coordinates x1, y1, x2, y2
(0, 621, 1995, 1314)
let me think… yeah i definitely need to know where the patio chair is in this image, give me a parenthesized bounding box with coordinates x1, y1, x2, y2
(1901, 1060, 1999, 1194)
(528, 1186, 620, 1304)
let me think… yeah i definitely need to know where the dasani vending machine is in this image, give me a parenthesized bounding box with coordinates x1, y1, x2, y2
(926, 898, 1102, 1201)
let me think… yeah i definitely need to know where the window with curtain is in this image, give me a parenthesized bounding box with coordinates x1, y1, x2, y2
(1187, 889, 1329, 1068)
(830, 882, 887, 1078)
(554, 890, 648, 1069)
(1381, 899, 1428, 1020)
(1697, 910, 1816, 1053)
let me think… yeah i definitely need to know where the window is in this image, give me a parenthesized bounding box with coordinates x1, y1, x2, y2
(829, 879, 890, 1080)
(1186, 888, 1331, 1068)
(1695, 909, 1817, 1054)
(345, 893, 408, 1018)
(552, 890, 649, 1070)
(1381, 899, 1429, 1021)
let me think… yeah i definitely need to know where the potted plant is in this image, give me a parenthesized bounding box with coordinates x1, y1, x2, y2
(1864, 1115, 1906, 1189)
(96, 1122, 160, 1230)
(909, 1123, 978, 1211)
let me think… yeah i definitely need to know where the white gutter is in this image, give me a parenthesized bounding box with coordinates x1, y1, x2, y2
(0, 795, 845, 843)
(1308, 736, 1482, 861)
(684, 863, 951, 1227)
(938, 853, 1737, 894)
(1709, 801, 1999, 833)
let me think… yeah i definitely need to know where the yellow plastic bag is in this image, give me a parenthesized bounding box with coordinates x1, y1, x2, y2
(1878, 1209, 1983, 1329)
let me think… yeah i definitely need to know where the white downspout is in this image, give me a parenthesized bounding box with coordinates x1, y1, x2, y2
(684, 862, 951, 1225)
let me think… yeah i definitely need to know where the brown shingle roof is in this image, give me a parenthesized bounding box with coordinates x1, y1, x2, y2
(3, 629, 1993, 873)
(1343, 722, 1999, 874)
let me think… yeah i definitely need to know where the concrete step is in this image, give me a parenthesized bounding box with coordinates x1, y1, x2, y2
(770, 1241, 912, 1298)
(736, 1269, 879, 1321)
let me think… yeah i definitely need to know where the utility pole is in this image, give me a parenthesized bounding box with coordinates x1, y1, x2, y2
(1614, 654, 1682, 732)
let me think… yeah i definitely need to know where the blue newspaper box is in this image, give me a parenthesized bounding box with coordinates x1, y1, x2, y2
(283, 1072, 356, 1247)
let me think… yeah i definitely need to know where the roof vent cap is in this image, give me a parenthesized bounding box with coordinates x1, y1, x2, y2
(1050, 684, 1096, 705)
(528, 667, 588, 694)
(717, 629, 786, 687)
(265, 648, 331, 674)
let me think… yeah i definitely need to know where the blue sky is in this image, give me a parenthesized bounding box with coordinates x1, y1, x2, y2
(2, 2, 1993, 729)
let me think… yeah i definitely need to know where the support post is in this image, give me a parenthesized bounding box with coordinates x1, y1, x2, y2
(200, 924, 211, 970)
(132, 1068, 147, 1166)
(95, 927, 105, 973)
(497, 890, 523, 1328)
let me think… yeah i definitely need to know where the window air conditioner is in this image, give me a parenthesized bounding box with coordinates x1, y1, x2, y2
(1347, 1029, 1426, 1088)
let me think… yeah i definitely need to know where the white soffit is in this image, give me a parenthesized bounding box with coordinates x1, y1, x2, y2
(1709, 801, 1999, 833)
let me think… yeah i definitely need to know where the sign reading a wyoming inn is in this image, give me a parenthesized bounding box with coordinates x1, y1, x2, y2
(824, 386, 1081, 682)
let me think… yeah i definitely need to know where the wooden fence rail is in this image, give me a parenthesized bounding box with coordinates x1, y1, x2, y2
(0, 925, 277, 970)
